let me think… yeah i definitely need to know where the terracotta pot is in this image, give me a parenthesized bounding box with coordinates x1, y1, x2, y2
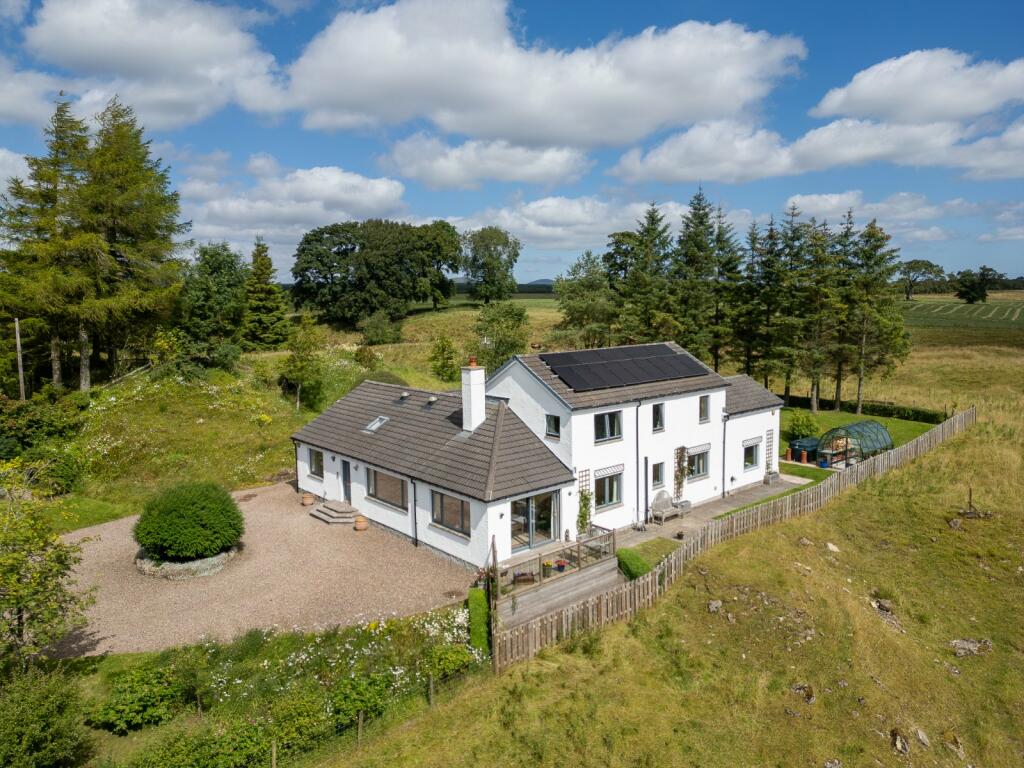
(301, 492, 316, 506)
(354, 515, 369, 531)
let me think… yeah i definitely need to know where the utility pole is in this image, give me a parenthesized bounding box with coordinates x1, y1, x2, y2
(14, 318, 26, 401)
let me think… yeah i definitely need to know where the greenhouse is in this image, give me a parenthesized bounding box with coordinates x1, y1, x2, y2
(816, 420, 894, 468)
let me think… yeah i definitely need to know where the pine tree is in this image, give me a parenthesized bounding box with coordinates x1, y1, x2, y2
(748, 217, 787, 388)
(74, 98, 189, 389)
(612, 205, 677, 344)
(798, 219, 844, 412)
(708, 207, 743, 371)
(0, 101, 91, 388)
(671, 189, 716, 358)
(241, 237, 290, 350)
(775, 204, 809, 403)
(828, 211, 858, 410)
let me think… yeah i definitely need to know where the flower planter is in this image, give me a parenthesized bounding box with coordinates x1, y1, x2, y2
(542, 562, 553, 578)
(555, 559, 569, 573)
(353, 515, 369, 531)
(301, 492, 316, 506)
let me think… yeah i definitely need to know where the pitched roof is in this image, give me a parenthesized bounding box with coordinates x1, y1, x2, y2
(291, 380, 573, 503)
(723, 375, 783, 415)
(511, 342, 728, 410)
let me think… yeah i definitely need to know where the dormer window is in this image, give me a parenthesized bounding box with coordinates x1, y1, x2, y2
(363, 416, 389, 433)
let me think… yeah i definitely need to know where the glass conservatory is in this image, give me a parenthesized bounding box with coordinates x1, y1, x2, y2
(816, 420, 894, 468)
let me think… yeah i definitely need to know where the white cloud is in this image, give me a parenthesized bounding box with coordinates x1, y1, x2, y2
(0, 0, 29, 23)
(25, 0, 286, 130)
(0, 57, 60, 125)
(945, 117, 1024, 179)
(788, 190, 973, 226)
(613, 119, 968, 183)
(979, 226, 1024, 242)
(246, 152, 281, 178)
(812, 49, 1024, 123)
(185, 163, 406, 269)
(451, 195, 690, 252)
(287, 0, 805, 145)
(0, 147, 29, 182)
(901, 226, 953, 242)
(387, 133, 591, 188)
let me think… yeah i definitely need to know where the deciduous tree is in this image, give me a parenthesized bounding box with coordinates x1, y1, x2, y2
(463, 226, 519, 304)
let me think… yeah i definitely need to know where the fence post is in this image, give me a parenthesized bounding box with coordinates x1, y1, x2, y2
(357, 710, 364, 743)
(271, 740, 277, 768)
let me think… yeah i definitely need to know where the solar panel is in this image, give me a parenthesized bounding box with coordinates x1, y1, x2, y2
(540, 344, 708, 392)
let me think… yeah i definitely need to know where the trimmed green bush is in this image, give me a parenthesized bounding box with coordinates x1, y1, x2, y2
(0, 667, 92, 768)
(425, 643, 474, 680)
(617, 548, 652, 581)
(788, 410, 820, 439)
(134, 482, 243, 562)
(89, 666, 184, 734)
(467, 587, 489, 654)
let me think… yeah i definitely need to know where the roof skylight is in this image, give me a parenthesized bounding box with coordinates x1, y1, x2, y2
(363, 416, 389, 433)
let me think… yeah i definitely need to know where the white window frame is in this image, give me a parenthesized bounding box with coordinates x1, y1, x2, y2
(698, 395, 710, 424)
(652, 403, 665, 432)
(594, 410, 623, 443)
(651, 461, 665, 488)
(545, 414, 561, 439)
(743, 443, 760, 471)
(308, 448, 324, 479)
(594, 472, 622, 508)
(687, 449, 710, 480)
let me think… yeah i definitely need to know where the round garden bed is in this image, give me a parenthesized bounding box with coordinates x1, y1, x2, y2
(135, 545, 241, 580)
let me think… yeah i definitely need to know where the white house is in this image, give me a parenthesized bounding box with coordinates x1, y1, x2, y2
(292, 342, 781, 568)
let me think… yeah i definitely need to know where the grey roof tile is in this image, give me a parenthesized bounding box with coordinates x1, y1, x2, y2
(291, 380, 573, 502)
(513, 341, 729, 410)
(723, 374, 783, 415)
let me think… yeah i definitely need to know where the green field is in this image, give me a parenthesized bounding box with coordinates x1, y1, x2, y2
(901, 292, 1024, 348)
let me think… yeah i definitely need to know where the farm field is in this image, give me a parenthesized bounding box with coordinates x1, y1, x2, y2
(304, 341, 1024, 768)
(901, 291, 1024, 348)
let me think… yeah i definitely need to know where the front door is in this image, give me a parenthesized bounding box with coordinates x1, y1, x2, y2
(511, 491, 558, 551)
(341, 460, 351, 503)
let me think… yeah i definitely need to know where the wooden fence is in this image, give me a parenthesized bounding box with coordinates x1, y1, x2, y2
(491, 406, 977, 672)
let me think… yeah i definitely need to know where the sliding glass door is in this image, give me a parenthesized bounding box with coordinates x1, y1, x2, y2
(510, 491, 558, 551)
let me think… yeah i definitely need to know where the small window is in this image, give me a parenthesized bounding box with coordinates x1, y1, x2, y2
(687, 450, 709, 479)
(594, 473, 622, 508)
(652, 403, 664, 432)
(594, 411, 622, 443)
(308, 448, 324, 479)
(367, 468, 407, 510)
(431, 491, 471, 536)
(545, 414, 561, 438)
(744, 444, 760, 470)
(698, 395, 710, 423)
(652, 462, 664, 487)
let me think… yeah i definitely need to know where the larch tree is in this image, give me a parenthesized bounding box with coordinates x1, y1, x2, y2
(241, 237, 290, 350)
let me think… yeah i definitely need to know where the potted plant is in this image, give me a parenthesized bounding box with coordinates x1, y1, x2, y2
(354, 515, 368, 531)
(555, 559, 569, 573)
(301, 491, 316, 506)
(542, 560, 553, 577)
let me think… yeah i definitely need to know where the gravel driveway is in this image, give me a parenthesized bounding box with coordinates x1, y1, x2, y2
(63, 483, 474, 655)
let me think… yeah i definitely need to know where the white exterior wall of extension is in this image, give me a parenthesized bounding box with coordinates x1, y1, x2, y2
(294, 441, 568, 567)
(485, 363, 573, 467)
(722, 408, 781, 496)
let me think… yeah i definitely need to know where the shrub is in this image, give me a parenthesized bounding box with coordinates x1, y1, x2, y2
(128, 719, 266, 768)
(353, 345, 381, 370)
(330, 673, 394, 729)
(0, 388, 89, 457)
(428, 336, 461, 382)
(134, 482, 244, 561)
(267, 689, 334, 755)
(0, 667, 93, 768)
(21, 445, 83, 496)
(425, 643, 475, 680)
(617, 548, 652, 581)
(358, 311, 402, 346)
(787, 410, 820, 439)
(89, 666, 184, 735)
(466, 587, 489, 654)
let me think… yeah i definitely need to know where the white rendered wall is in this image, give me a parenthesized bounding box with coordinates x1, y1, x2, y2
(721, 408, 781, 495)
(486, 361, 573, 467)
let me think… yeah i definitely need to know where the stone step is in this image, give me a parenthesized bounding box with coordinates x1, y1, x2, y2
(310, 500, 358, 525)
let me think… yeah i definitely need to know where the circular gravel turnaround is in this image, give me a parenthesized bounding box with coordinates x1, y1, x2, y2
(134, 545, 240, 580)
(63, 483, 473, 655)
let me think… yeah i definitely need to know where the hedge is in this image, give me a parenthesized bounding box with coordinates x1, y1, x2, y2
(616, 548, 652, 581)
(0, 668, 92, 768)
(467, 587, 489, 654)
(778, 394, 944, 424)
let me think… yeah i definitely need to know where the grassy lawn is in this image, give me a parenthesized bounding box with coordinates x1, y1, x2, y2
(779, 406, 933, 454)
(627, 537, 680, 568)
(777, 462, 833, 482)
(302, 344, 1024, 768)
(901, 292, 1024, 349)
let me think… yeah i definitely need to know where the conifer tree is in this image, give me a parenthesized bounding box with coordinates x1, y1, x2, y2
(827, 211, 858, 410)
(708, 207, 743, 372)
(798, 219, 844, 412)
(611, 205, 677, 344)
(671, 190, 716, 358)
(241, 237, 290, 350)
(552, 251, 617, 348)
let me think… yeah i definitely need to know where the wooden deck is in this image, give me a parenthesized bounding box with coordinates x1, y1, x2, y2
(497, 558, 623, 628)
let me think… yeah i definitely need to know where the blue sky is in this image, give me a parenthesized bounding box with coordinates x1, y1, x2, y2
(1, 0, 1022, 281)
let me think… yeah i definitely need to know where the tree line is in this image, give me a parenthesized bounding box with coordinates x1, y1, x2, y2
(898, 260, 1011, 304)
(552, 191, 911, 413)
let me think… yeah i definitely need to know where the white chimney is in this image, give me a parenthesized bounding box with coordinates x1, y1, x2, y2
(461, 356, 486, 432)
